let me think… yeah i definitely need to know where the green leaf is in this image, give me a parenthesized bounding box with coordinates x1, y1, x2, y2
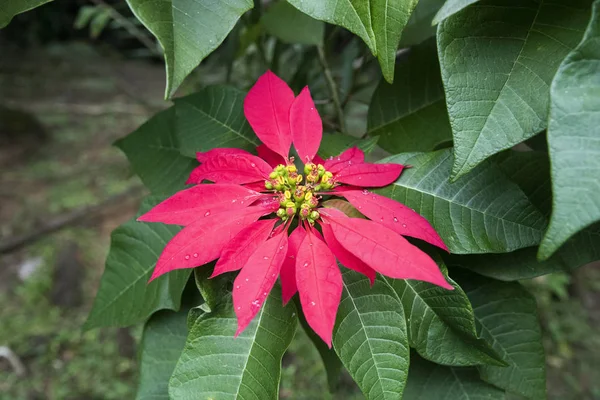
(437, 0, 592, 180)
(447, 151, 600, 280)
(376, 149, 547, 254)
(169, 290, 297, 399)
(539, 0, 600, 259)
(287, 0, 419, 83)
(455, 270, 546, 399)
(85, 197, 192, 330)
(400, 0, 446, 47)
(174, 86, 260, 158)
(318, 133, 379, 159)
(262, 1, 324, 45)
(0, 0, 52, 28)
(115, 108, 196, 195)
(432, 0, 479, 24)
(126, 0, 253, 97)
(295, 298, 343, 392)
(404, 353, 506, 400)
(381, 258, 505, 367)
(368, 39, 452, 153)
(333, 269, 409, 400)
(193, 265, 230, 312)
(136, 309, 189, 400)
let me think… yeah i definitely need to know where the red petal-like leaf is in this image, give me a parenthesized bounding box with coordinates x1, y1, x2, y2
(138, 184, 264, 226)
(280, 226, 306, 305)
(320, 221, 376, 284)
(233, 230, 289, 336)
(212, 219, 277, 277)
(257, 144, 285, 168)
(313, 154, 325, 165)
(290, 86, 322, 163)
(320, 209, 453, 290)
(338, 190, 448, 251)
(334, 163, 403, 187)
(323, 147, 365, 174)
(196, 148, 252, 163)
(243, 181, 269, 192)
(244, 71, 294, 158)
(187, 153, 272, 184)
(150, 207, 268, 281)
(295, 227, 342, 347)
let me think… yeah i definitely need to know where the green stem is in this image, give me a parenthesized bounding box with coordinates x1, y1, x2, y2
(317, 45, 346, 133)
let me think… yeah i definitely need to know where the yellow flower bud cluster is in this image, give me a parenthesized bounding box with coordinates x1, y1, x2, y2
(265, 161, 332, 224)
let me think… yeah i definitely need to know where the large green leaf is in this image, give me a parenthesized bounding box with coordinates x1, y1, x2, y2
(432, 0, 479, 24)
(85, 197, 192, 330)
(333, 269, 409, 400)
(376, 149, 547, 254)
(404, 354, 506, 400)
(447, 151, 600, 280)
(0, 0, 52, 28)
(169, 290, 297, 400)
(287, 0, 419, 83)
(437, 0, 592, 180)
(135, 309, 189, 400)
(261, 1, 324, 45)
(126, 0, 253, 97)
(381, 259, 504, 367)
(539, 0, 600, 259)
(455, 271, 546, 399)
(318, 133, 379, 159)
(174, 86, 260, 158)
(115, 108, 196, 195)
(368, 39, 452, 153)
(399, 0, 446, 47)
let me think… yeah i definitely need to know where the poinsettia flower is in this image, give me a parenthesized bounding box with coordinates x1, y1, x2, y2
(138, 70, 452, 347)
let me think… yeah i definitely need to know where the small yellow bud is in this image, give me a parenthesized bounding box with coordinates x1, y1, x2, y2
(309, 211, 320, 220)
(269, 171, 278, 180)
(296, 175, 303, 184)
(276, 208, 287, 219)
(305, 191, 313, 201)
(284, 190, 292, 200)
(265, 180, 273, 190)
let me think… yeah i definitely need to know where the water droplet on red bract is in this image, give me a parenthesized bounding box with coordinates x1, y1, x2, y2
(204, 211, 210, 217)
(193, 253, 198, 258)
(393, 217, 398, 222)
(184, 255, 190, 260)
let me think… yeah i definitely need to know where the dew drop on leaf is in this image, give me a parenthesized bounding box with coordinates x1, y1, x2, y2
(263, 256, 269, 260)
(184, 255, 190, 260)
(402, 223, 407, 228)
(303, 262, 309, 268)
(310, 301, 315, 306)
(245, 278, 249, 282)
(251, 163, 256, 167)
(193, 253, 198, 258)
(393, 217, 398, 222)
(362, 190, 369, 195)
(204, 211, 210, 217)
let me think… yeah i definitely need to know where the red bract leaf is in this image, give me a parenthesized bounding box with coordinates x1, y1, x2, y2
(137, 184, 264, 226)
(295, 228, 342, 347)
(150, 207, 268, 281)
(244, 71, 294, 158)
(280, 226, 306, 305)
(320, 221, 376, 285)
(250, 196, 280, 212)
(334, 163, 403, 187)
(257, 144, 285, 168)
(313, 154, 325, 165)
(211, 219, 277, 277)
(290, 86, 322, 163)
(196, 148, 252, 163)
(323, 147, 365, 174)
(233, 230, 289, 336)
(243, 181, 268, 192)
(186, 154, 272, 184)
(338, 190, 448, 251)
(320, 209, 453, 290)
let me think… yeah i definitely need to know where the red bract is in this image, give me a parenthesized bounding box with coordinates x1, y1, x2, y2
(139, 70, 451, 346)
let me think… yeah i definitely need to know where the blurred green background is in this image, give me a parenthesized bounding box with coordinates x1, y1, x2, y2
(1, 2, 599, 399)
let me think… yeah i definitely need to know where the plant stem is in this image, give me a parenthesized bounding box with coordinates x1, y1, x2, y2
(89, 0, 159, 56)
(317, 45, 346, 132)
